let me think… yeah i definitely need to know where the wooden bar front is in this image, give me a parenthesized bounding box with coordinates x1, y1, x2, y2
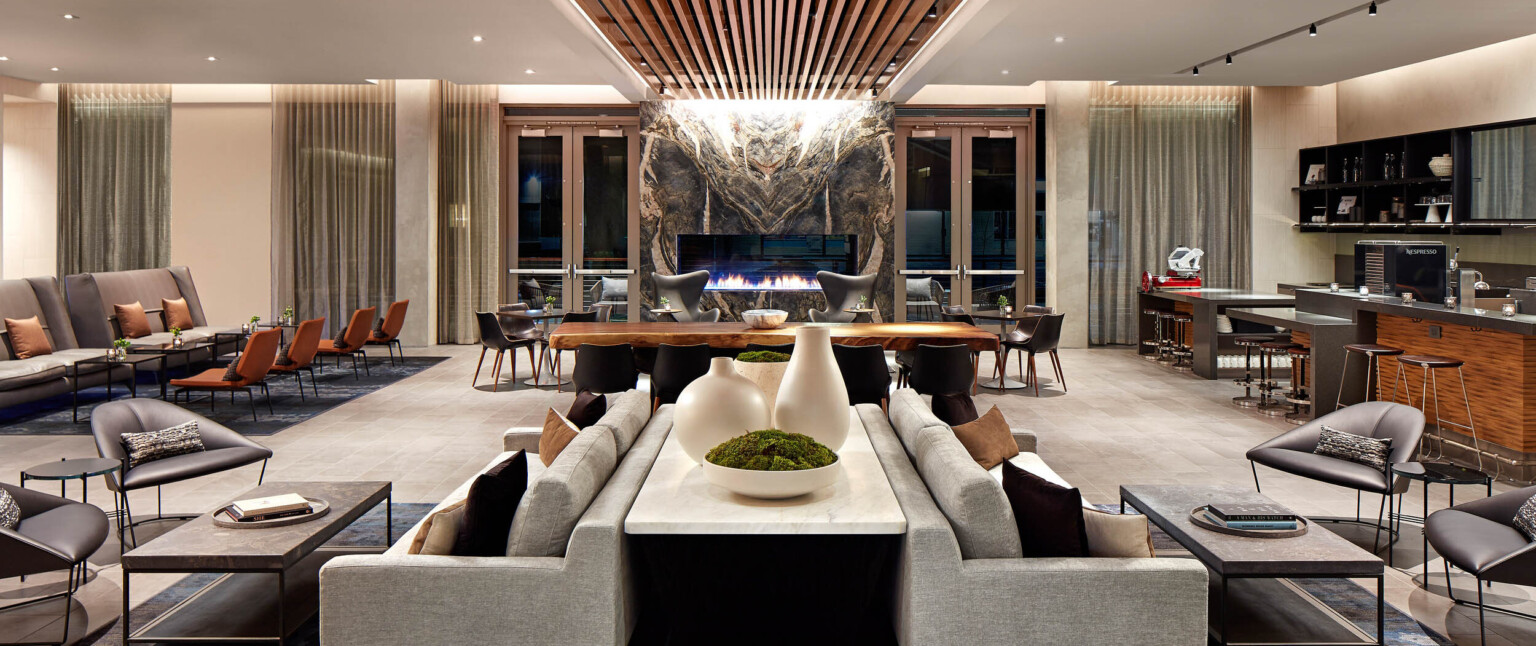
(547, 322, 1000, 352)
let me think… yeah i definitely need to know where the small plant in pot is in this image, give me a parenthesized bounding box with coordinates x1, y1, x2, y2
(658, 296, 671, 310)
(856, 294, 868, 310)
(170, 326, 184, 348)
(111, 338, 131, 361)
(701, 429, 841, 499)
(544, 295, 557, 310)
(734, 351, 791, 421)
(282, 306, 296, 325)
(997, 295, 1011, 314)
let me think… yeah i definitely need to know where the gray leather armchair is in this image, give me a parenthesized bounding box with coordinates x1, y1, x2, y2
(91, 399, 273, 548)
(1425, 485, 1536, 643)
(0, 483, 109, 645)
(810, 271, 876, 323)
(1247, 401, 1424, 551)
(653, 271, 720, 322)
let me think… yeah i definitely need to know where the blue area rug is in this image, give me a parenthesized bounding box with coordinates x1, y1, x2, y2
(0, 356, 445, 436)
(1093, 504, 1453, 645)
(85, 502, 433, 646)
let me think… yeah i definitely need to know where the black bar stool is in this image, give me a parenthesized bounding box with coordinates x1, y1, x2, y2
(1170, 313, 1194, 371)
(1258, 341, 1301, 416)
(1284, 345, 1312, 425)
(1335, 343, 1408, 410)
(1142, 308, 1166, 361)
(1395, 354, 1488, 475)
(1232, 336, 1276, 408)
(1155, 312, 1178, 364)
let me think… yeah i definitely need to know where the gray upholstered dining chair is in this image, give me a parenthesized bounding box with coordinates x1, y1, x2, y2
(906, 278, 942, 321)
(1247, 401, 1425, 553)
(809, 271, 876, 322)
(91, 399, 273, 549)
(653, 271, 721, 322)
(0, 483, 109, 645)
(1425, 485, 1536, 644)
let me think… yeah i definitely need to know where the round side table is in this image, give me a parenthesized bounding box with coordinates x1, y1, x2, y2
(21, 457, 124, 524)
(1390, 461, 1493, 585)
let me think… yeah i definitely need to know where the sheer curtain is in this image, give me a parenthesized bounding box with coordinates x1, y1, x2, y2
(1087, 84, 1251, 345)
(437, 83, 500, 343)
(271, 82, 396, 335)
(56, 83, 172, 275)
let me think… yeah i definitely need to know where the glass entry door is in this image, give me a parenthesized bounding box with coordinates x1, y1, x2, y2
(897, 124, 1033, 321)
(506, 124, 638, 319)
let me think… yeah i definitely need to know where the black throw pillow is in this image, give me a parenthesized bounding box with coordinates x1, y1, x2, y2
(331, 324, 350, 349)
(1001, 460, 1089, 558)
(931, 392, 980, 426)
(566, 389, 607, 428)
(452, 451, 529, 557)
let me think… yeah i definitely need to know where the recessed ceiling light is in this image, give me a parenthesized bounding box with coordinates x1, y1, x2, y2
(206, 56, 218, 61)
(472, 35, 483, 42)
(1001, 69, 1010, 75)
(524, 68, 535, 74)
(1053, 36, 1065, 43)
(63, 14, 78, 20)
(0, 56, 8, 61)
(51, 67, 60, 71)
(639, 61, 648, 66)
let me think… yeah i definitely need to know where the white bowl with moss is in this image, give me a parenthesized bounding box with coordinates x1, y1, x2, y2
(702, 430, 841, 499)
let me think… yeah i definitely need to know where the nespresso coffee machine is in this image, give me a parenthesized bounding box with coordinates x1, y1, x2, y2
(1353, 240, 1447, 301)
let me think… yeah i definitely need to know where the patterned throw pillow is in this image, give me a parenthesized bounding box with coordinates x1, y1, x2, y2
(275, 342, 295, 367)
(222, 359, 243, 381)
(332, 324, 350, 349)
(1515, 494, 1536, 542)
(0, 488, 19, 530)
(121, 421, 205, 469)
(1314, 425, 1393, 470)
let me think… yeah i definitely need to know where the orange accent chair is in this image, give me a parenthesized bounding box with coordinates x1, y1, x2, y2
(268, 317, 325, 401)
(365, 300, 409, 366)
(169, 328, 282, 422)
(315, 307, 376, 379)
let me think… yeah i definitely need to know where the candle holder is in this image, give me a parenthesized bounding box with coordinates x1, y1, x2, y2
(1444, 296, 1458, 309)
(1329, 283, 1340, 293)
(1504, 303, 1518, 317)
(1401, 293, 1415, 305)
(1358, 286, 1370, 298)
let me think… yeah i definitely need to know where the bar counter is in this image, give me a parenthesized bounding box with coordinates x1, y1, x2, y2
(1137, 289, 1295, 379)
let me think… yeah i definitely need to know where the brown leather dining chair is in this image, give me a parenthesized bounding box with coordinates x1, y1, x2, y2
(365, 299, 409, 366)
(268, 317, 325, 401)
(169, 328, 283, 422)
(474, 311, 539, 391)
(316, 307, 377, 379)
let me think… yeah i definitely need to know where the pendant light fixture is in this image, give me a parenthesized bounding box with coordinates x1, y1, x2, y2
(1309, 23, 1317, 36)
(1192, 66, 1199, 76)
(1225, 54, 1233, 65)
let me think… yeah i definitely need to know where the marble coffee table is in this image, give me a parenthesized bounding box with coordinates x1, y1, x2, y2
(1120, 484, 1385, 646)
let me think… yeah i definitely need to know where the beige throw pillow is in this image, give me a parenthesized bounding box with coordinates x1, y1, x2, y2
(950, 406, 1019, 470)
(408, 499, 467, 555)
(1083, 508, 1155, 558)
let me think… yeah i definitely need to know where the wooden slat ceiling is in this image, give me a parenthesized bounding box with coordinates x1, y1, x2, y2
(574, 0, 958, 100)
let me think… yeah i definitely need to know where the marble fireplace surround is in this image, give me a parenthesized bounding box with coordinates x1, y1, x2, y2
(638, 100, 896, 322)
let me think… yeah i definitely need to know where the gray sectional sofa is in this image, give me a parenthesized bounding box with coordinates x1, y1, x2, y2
(63, 266, 234, 361)
(867, 389, 1209, 645)
(0, 277, 133, 411)
(319, 391, 664, 646)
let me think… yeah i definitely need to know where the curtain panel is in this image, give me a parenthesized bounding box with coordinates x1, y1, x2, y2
(437, 83, 500, 343)
(1087, 84, 1252, 345)
(56, 83, 173, 276)
(271, 82, 397, 336)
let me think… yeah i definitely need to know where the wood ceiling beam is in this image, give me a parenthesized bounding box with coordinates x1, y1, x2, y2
(628, 0, 707, 98)
(817, 0, 868, 99)
(828, 0, 893, 99)
(658, 0, 720, 98)
(852, 0, 924, 94)
(786, 0, 812, 99)
(721, 0, 751, 98)
(691, 0, 736, 97)
(800, 0, 846, 101)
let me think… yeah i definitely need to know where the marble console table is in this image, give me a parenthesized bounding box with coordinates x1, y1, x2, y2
(625, 408, 905, 645)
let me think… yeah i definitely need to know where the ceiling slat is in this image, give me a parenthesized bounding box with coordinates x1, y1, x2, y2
(658, 0, 718, 98)
(829, 0, 892, 99)
(850, 0, 919, 95)
(691, 0, 735, 96)
(803, 0, 848, 100)
(721, 0, 750, 98)
(817, 0, 868, 99)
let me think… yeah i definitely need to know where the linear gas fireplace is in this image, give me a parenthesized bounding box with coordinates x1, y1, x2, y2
(677, 234, 858, 291)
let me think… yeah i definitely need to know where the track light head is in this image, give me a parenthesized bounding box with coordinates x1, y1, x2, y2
(1225, 54, 1233, 65)
(1309, 23, 1317, 36)
(1192, 66, 1199, 76)
(1369, 2, 1377, 16)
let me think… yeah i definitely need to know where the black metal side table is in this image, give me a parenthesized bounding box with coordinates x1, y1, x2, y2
(69, 354, 164, 421)
(21, 457, 124, 524)
(1390, 461, 1493, 585)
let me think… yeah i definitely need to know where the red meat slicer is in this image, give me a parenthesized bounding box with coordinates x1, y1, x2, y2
(1140, 246, 1204, 292)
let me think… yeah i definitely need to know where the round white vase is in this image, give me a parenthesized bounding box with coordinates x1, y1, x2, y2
(733, 359, 789, 425)
(674, 357, 772, 463)
(773, 326, 851, 452)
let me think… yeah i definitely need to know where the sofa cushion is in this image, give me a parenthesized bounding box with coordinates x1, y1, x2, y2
(453, 451, 529, 557)
(121, 421, 206, 469)
(162, 298, 196, 331)
(566, 389, 607, 428)
(540, 409, 581, 466)
(5, 316, 53, 359)
(910, 425, 1023, 559)
(506, 425, 619, 557)
(408, 499, 465, 555)
(1516, 493, 1536, 541)
(888, 389, 947, 452)
(596, 277, 628, 303)
(114, 302, 153, 338)
(1084, 509, 1155, 558)
(591, 390, 649, 455)
(0, 489, 18, 530)
(0, 360, 67, 391)
(1314, 425, 1392, 471)
(1002, 460, 1089, 557)
(951, 406, 1018, 469)
(930, 392, 979, 426)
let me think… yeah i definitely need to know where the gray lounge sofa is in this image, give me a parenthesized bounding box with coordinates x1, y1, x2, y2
(0, 277, 133, 411)
(63, 266, 235, 364)
(320, 391, 665, 646)
(866, 389, 1209, 645)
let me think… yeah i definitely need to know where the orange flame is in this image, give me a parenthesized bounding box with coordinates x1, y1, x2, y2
(705, 273, 820, 291)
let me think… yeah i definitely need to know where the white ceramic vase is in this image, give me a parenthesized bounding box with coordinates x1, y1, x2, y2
(773, 326, 850, 451)
(734, 359, 789, 425)
(674, 357, 772, 463)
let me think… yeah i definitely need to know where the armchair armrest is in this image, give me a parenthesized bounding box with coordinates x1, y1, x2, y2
(503, 427, 542, 453)
(1011, 430, 1037, 454)
(0, 483, 73, 517)
(1485, 539, 1536, 582)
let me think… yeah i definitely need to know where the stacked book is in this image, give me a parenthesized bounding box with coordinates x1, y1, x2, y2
(221, 493, 314, 522)
(1204, 502, 1298, 530)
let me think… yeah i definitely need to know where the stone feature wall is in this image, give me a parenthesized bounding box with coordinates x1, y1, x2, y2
(638, 100, 895, 321)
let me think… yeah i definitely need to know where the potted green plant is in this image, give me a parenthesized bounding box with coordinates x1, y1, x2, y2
(733, 351, 791, 423)
(997, 295, 1011, 315)
(282, 306, 296, 325)
(543, 295, 557, 310)
(701, 429, 840, 499)
(658, 296, 671, 310)
(170, 326, 184, 349)
(856, 294, 869, 310)
(111, 338, 131, 361)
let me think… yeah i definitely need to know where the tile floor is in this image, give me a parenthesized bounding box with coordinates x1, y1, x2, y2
(2, 344, 1532, 644)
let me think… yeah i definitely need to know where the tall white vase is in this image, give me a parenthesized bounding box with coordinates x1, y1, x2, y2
(773, 326, 851, 451)
(674, 357, 773, 463)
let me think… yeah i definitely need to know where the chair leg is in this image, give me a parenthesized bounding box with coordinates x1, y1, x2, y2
(258, 459, 268, 485)
(1250, 461, 1261, 492)
(248, 387, 259, 423)
(263, 383, 274, 415)
(394, 340, 405, 364)
(1029, 353, 1040, 397)
(490, 349, 504, 392)
(528, 346, 540, 387)
(1478, 577, 1487, 646)
(361, 350, 371, 376)
(508, 348, 517, 385)
(556, 350, 564, 393)
(309, 366, 319, 397)
(1051, 350, 1066, 392)
(971, 352, 979, 396)
(294, 370, 305, 402)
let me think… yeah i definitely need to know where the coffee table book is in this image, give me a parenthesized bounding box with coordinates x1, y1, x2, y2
(231, 492, 311, 516)
(1207, 501, 1296, 522)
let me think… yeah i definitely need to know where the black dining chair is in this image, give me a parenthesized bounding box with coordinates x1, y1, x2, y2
(941, 309, 1000, 386)
(832, 344, 892, 409)
(809, 271, 877, 322)
(743, 342, 795, 355)
(542, 310, 601, 391)
(651, 343, 713, 408)
(653, 271, 721, 322)
(474, 311, 538, 391)
(910, 343, 978, 397)
(572, 343, 640, 395)
(1002, 312, 1066, 397)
